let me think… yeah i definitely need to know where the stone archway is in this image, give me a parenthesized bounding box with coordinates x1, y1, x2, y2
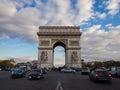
(37, 26, 82, 68)
(53, 41, 66, 67)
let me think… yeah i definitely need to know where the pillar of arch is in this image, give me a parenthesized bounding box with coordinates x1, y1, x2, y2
(37, 26, 82, 68)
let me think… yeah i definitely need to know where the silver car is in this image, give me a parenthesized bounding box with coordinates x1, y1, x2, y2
(61, 68, 76, 73)
(81, 67, 90, 75)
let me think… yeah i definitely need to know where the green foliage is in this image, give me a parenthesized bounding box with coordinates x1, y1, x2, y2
(81, 60, 120, 68)
(31, 64, 37, 69)
(0, 60, 16, 69)
(93, 61, 103, 68)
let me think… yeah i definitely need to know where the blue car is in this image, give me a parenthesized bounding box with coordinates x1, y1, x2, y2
(11, 68, 25, 78)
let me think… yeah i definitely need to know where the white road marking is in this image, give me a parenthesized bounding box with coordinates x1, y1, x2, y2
(55, 80, 64, 90)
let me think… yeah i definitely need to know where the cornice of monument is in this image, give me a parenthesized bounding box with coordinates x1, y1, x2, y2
(38, 26, 82, 36)
(39, 26, 80, 29)
(37, 32, 81, 36)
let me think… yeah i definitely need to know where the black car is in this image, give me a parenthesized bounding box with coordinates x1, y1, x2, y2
(41, 67, 48, 74)
(89, 69, 112, 83)
(11, 68, 25, 78)
(26, 69, 43, 80)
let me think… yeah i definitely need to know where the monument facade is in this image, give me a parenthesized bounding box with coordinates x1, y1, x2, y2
(37, 26, 82, 68)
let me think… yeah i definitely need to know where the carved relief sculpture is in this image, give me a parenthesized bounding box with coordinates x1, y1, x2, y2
(41, 51, 48, 63)
(71, 51, 78, 63)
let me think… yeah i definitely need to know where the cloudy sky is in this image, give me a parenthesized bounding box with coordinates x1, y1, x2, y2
(0, 0, 120, 65)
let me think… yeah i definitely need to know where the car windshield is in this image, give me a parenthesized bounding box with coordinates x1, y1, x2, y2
(13, 69, 22, 73)
(31, 69, 41, 73)
(82, 68, 89, 70)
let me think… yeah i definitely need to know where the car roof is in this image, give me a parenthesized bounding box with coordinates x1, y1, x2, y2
(81, 67, 89, 69)
(95, 69, 107, 72)
(13, 68, 22, 70)
(32, 69, 41, 70)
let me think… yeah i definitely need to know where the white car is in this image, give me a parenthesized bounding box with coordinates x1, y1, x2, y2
(61, 68, 76, 73)
(81, 67, 90, 75)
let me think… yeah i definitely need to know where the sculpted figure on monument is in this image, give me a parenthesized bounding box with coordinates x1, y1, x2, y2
(71, 51, 78, 62)
(41, 51, 48, 62)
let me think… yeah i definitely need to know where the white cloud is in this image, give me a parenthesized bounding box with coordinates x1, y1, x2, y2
(0, 0, 16, 18)
(86, 25, 102, 34)
(0, 0, 40, 43)
(105, 24, 112, 28)
(0, 0, 95, 43)
(7, 56, 36, 63)
(105, 0, 120, 15)
(76, 0, 95, 24)
(96, 12, 107, 19)
(81, 24, 120, 61)
(14, 7, 41, 25)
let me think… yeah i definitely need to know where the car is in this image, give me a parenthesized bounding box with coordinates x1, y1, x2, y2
(41, 67, 48, 74)
(26, 69, 43, 80)
(70, 67, 81, 72)
(109, 66, 120, 77)
(11, 68, 25, 78)
(116, 67, 120, 77)
(61, 68, 76, 73)
(81, 67, 90, 75)
(89, 69, 112, 83)
(100, 67, 110, 71)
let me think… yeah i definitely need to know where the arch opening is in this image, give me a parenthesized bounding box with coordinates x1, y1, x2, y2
(53, 42, 66, 67)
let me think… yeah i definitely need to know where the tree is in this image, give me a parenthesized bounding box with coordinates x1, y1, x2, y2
(0, 60, 16, 70)
(93, 61, 103, 68)
(81, 59, 88, 67)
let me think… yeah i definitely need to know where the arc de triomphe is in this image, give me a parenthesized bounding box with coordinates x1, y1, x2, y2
(37, 26, 82, 68)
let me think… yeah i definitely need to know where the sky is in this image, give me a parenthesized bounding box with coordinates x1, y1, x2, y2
(0, 0, 120, 65)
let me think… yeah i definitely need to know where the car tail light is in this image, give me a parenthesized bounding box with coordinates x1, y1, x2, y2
(95, 74, 99, 77)
(108, 74, 112, 77)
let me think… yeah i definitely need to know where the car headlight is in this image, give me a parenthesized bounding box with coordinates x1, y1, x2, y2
(29, 76, 32, 78)
(37, 76, 41, 78)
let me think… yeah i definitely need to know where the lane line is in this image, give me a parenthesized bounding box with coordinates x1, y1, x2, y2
(55, 80, 64, 90)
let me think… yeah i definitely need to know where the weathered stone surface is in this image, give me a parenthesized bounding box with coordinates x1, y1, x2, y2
(37, 26, 82, 68)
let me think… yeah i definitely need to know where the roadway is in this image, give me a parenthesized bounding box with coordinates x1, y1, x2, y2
(0, 71, 120, 90)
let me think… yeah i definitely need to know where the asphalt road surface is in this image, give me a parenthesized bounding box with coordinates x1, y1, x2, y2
(0, 71, 120, 90)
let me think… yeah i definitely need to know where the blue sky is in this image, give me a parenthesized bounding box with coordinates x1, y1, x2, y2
(0, 0, 120, 65)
